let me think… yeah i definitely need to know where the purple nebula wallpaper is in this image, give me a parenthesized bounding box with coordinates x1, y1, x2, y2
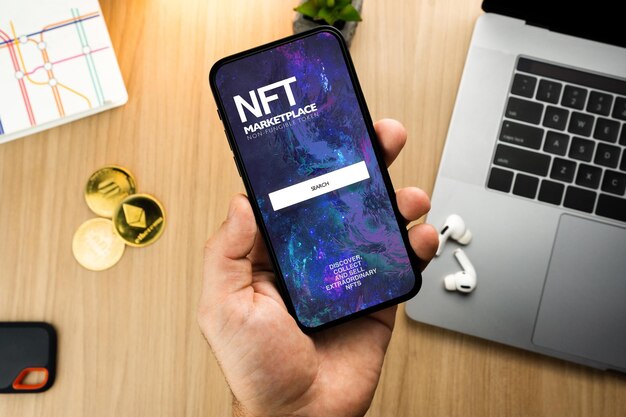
(214, 31, 416, 327)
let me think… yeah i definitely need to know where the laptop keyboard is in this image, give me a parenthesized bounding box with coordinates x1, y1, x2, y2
(488, 57, 626, 223)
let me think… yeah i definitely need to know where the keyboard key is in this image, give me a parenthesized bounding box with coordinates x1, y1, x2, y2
(601, 170, 626, 195)
(575, 164, 602, 189)
(563, 186, 596, 213)
(567, 112, 594, 136)
(538, 180, 565, 205)
(493, 144, 551, 176)
(593, 118, 620, 142)
(562, 86, 588, 110)
(543, 106, 568, 130)
(594, 143, 620, 168)
(621, 149, 626, 172)
(499, 121, 543, 149)
(620, 124, 626, 146)
(550, 158, 576, 182)
(513, 174, 539, 198)
(536, 80, 562, 104)
(517, 58, 626, 96)
(569, 137, 595, 162)
(596, 194, 626, 222)
(511, 74, 537, 98)
(487, 167, 514, 192)
(506, 97, 543, 125)
(586, 91, 613, 116)
(543, 131, 569, 156)
(613, 97, 626, 121)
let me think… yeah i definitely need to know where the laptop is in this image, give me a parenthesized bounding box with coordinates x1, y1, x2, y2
(406, 0, 626, 371)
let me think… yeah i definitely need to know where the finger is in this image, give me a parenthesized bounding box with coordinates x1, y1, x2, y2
(248, 229, 274, 273)
(201, 194, 257, 306)
(408, 223, 439, 270)
(367, 305, 397, 331)
(395, 187, 431, 223)
(374, 119, 407, 167)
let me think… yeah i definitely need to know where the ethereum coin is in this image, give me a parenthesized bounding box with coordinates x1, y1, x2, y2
(72, 218, 126, 271)
(112, 194, 166, 247)
(85, 166, 137, 217)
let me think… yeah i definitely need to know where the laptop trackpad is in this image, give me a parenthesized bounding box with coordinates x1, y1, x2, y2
(532, 214, 626, 369)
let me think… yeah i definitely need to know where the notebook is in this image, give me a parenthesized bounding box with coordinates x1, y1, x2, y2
(0, 0, 127, 144)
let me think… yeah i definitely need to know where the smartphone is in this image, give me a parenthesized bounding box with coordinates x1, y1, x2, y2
(210, 27, 422, 332)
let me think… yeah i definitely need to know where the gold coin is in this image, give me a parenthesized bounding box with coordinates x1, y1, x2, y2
(112, 194, 166, 247)
(85, 166, 137, 218)
(72, 218, 126, 271)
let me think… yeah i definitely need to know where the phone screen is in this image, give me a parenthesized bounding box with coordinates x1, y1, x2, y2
(213, 30, 419, 328)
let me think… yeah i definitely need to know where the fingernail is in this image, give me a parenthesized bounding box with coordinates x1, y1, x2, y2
(227, 197, 237, 219)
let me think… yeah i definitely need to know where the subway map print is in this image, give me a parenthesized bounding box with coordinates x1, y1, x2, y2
(0, 0, 127, 143)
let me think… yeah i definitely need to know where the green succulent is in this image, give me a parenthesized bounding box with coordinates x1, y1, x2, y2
(294, 0, 362, 26)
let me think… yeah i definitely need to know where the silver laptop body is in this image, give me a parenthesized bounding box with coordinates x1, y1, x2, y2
(405, 6, 626, 371)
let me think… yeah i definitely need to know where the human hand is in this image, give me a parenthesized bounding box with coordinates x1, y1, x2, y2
(198, 119, 439, 417)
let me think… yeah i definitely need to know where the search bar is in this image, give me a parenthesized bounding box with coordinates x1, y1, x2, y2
(268, 161, 370, 211)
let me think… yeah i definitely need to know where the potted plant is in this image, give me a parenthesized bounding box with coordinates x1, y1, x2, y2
(293, 0, 363, 47)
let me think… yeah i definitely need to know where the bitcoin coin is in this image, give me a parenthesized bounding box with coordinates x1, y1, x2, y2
(112, 194, 166, 247)
(72, 218, 126, 271)
(85, 166, 137, 217)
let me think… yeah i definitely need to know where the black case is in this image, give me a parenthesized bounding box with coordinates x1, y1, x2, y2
(0, 322, 57, 393)
(209, 26, 422, 333)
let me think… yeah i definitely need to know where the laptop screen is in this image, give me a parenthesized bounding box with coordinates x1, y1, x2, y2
(482, 0, 625, 49)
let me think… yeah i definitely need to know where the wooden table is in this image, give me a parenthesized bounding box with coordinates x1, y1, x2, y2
(1, 1, 624, 416)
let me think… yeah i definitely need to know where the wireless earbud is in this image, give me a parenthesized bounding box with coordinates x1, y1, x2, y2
(436, 214, 472, 256)
(444, 249, 477, 293)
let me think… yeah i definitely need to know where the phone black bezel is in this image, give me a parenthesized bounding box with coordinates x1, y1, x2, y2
(209, 26, 422, 333)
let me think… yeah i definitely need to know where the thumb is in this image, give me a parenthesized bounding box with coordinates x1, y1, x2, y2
(201, 194, 258, 308)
